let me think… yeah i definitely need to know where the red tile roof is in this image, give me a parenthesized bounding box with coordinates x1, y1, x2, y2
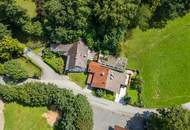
(114, 125, 127, 130)
(88, 61, 109, 89)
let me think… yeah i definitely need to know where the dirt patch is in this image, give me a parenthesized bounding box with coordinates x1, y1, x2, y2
(42, 110, 60, 126)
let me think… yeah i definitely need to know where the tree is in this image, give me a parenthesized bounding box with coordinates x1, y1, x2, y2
(43, 0, 91, 43)
(0, 23, 11, 39)
(137, 5, 152, 31)
(0, 36, 25, 62)
(4, 60, 28, 81)
(23, 21, 43, 37)
(88, 0, 140, 54)
(0, 0, 30, 36)
(148, 0, 190, 28)
(146, 107, 190, 130)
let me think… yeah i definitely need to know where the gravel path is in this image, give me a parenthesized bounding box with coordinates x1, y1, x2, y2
(0, 100, 4, 130)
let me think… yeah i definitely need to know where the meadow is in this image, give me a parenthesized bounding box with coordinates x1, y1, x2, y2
(122, 13, 190, 108)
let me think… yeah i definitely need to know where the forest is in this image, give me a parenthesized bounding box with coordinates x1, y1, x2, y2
(0, 0, 190, 55)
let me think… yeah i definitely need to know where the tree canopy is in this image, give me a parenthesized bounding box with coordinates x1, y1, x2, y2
(146, 107, 190, 130)
(43, 0, 91, 43)
(0, 0, 190, 54)
(0, 0, 29, 35)
(0, 36, 25, 62)
(0, 23, 11, 39)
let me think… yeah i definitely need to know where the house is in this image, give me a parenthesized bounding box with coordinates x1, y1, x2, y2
(51, 40, 89, 72)
(87, 61, 128, 94)
(98, 54, 127, 72)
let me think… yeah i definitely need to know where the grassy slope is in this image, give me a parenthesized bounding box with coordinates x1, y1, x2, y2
(16, 0, 36, 17)
(17, 57, 41, 78)
(4, 103, 52, 130)
(122, 13, 190, 108)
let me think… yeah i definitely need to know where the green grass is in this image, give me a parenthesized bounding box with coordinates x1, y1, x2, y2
(127, 88, 138, 104)
(17, 57, 41, 78)
(122, 13, 190, 108)
(4, 103, 53, 130)
(68, 73, 87, 88)
(16, 0, 36, 17)
(33, 47, 44, 55)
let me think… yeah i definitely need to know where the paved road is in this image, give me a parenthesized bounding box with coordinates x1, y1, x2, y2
(24, 50, 153, 130)
(0, 100, 4, 130)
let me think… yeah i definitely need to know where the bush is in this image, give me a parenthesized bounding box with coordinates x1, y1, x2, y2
(135, 95, 144, 108)
(95, 89, 105, 97)
(124, 96, 132, 105)
(0, 83, 93, 130)
(93, 88, 115, 101)
(130, 75, 143, 90)
(42, 49, 64, 74)
(4, 60, 28, 82)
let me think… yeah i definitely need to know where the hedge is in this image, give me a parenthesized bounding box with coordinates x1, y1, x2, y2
(0, 82, 93, 130)
(42, 49, 64, 74)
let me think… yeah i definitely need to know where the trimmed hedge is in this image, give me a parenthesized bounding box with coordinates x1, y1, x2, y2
(0, 82, 93, 130)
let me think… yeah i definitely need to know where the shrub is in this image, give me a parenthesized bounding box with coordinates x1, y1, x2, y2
(4, 60, 28, 82)
(135, 95, 144, 107)
(124, 95, 132, 105)
(0, 82, 93, 130)
(95, 89, 105, 97)
(130, 75, 144, 90)
(93, 88, 115, 101)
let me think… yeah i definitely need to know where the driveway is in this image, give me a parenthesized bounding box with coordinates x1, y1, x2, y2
(0, 100, 4, 130)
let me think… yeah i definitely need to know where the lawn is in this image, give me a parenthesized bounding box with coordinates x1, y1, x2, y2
(68, 73, 87, 88)
(4, 103, 53, 130)
(122, 13, 190, 108)
(17, 57, 41, 78)
(127, 88, 138, 105)
(16, 0, 36, 17)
